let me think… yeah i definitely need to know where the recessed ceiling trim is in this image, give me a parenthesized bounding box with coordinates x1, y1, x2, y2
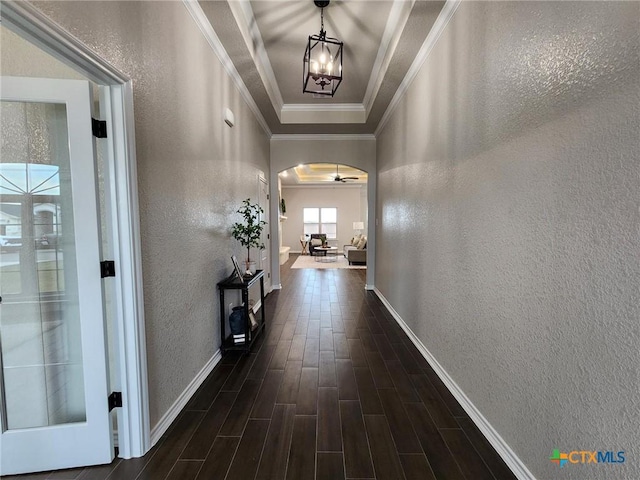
(280, 103, 366, 124)
(280, 107, 366, 124)
(272, 134, 376, 141)
(227, 0, 284, 119)
(375, 0, 461, 137)
(362, 0, 416, 116)
(282, 184, 365, 190)
(183, 0, 271, 135)
(282, 103, 365, 113)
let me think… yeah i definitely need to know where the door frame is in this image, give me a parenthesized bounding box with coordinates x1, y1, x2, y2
(258, 174, 271, 294)
(1, 1, 150, 459)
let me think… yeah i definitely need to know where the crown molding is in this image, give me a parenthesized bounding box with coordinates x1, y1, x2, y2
(280, 103, 366, 124)
(227, 0, 284, 119)
(375, 0, 460, 138)
(225, 0, 413, 127)
(182, 0, 271, 136)
(271, 134, 376, 141)
(281, 103, 365, 113)
(362, 0, 415, 116)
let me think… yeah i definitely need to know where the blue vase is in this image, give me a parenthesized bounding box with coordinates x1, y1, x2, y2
(229, 306, 245, 335)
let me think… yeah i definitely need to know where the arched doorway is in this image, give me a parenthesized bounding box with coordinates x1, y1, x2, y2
(269, 136, 377, 290)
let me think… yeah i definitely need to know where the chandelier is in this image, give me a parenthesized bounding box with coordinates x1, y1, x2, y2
(303, 0, 343, 97)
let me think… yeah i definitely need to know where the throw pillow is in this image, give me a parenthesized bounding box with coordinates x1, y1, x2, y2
(352, 234, 361, 246)
(357, 236, 367, 249)
(311, 239, 322, 246)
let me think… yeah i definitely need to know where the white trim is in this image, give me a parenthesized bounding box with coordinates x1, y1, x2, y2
(373, 288, 536, 480)
(150, 351, 222, 447)
(272, 284, 283, 290)
(182, 0, 271, 136)
(374, 0, 461, 137)
(107, 82, 150, 458)
(282, 184, 365, 190)
(271, 134, 376, 141)
(0, 0, 127, 84)
(363, 0, 415, 116)
(281, 103, 365, 113)
(0, 76, 112, 476)
(253, 299, 262, 314)
(227, 0, 284, 119)
(364, 284, 375, 291)
(280, 104, 366, 124)
(1, 0, 150, 460)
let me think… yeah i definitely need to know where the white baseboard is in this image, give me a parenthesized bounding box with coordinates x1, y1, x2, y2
(364, 284, 375, 291)
(373, 288, 536, 480)
(253, 299, 261, 313)
(149, 349, 222, 446)
(272, 284, 282, 290)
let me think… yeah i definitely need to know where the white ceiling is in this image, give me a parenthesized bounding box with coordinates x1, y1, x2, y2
(199, 0, 446, 134)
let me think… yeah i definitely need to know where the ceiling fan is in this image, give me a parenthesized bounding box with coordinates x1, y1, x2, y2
(333, 164, 359, 182)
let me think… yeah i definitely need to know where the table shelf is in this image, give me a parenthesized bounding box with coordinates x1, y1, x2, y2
(217, 270, 266, 355)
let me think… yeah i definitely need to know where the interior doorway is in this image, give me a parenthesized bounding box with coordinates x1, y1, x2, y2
(0, 2, 149, 473)
(272, 161, 374, 283)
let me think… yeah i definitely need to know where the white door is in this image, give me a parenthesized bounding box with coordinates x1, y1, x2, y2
(258, 176, 271, 292)
(0, 77, 113, 475)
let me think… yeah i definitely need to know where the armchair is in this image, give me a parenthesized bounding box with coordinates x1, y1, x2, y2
(309, 233, 326, 256)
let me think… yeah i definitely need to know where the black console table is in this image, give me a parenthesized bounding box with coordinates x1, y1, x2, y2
(217, 269, 266, 355)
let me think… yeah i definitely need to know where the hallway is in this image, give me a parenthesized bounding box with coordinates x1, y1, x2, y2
(9, 255, 516, 480)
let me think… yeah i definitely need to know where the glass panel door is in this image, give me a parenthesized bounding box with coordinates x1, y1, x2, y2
(0, 102, 86, 431)
(0, 76, 112, 475)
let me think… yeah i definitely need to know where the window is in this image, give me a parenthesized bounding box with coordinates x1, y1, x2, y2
(303, 207, 337, 239)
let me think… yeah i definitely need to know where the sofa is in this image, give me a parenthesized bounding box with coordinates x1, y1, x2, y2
(343, 234, 367, 265)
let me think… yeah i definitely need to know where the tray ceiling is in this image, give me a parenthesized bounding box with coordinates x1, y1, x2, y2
(198, 0, 446, 134)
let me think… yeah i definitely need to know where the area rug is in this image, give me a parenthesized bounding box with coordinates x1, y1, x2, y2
(291, 254, 366, 270)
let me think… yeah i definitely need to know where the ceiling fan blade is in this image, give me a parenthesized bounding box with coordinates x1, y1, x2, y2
(342, 176, 359, 180)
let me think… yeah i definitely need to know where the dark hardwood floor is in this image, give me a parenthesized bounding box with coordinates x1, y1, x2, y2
(7, 254, 516, 480)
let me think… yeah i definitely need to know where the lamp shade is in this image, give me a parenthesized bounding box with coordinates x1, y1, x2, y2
(353, 222, 364, 230)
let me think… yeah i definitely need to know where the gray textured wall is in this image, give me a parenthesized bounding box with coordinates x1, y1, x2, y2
(31, 1, 270, 427)
(376, 2, 639, 479)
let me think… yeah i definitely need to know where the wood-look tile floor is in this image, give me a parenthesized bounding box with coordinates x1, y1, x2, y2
(8, 254, 517, 480)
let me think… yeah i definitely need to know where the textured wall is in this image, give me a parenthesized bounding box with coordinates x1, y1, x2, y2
(31, 1, 270, 427)
(376, 2, 639, 479)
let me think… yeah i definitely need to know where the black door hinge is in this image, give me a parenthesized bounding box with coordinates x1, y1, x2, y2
(108, 391, 122, 411)
(92, 118, 107, 138)
(267, 234, 270, 240)
(267, 194, 269, 200)
(101, 260, 116, 278)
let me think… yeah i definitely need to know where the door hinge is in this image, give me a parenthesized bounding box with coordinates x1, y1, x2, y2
(108, 391, 122, 411)
(267, 272, 270, 278)
(101, 260, 116, 278)
(267, 194, 269, 200)
(267, 234, 270, 240)
(92, 118, 107, 138)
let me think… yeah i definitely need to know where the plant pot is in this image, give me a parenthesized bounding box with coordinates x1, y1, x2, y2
(246, 260, 256, 275)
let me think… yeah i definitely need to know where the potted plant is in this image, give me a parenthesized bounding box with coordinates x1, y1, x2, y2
(231, 198, 267, 274)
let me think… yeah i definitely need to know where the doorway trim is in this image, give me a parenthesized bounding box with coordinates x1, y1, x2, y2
(269, 135, 377, 290)
(1, 1, 150, 458)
